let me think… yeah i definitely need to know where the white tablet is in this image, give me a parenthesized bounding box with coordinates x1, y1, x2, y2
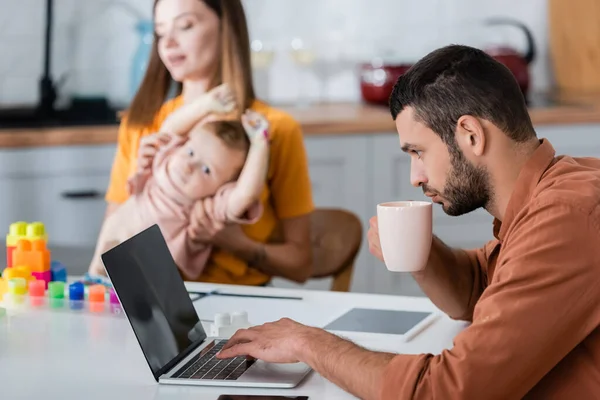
(323, 308, 440, 341)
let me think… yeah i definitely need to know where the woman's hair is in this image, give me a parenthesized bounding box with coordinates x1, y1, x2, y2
(125, 0, 255, 129)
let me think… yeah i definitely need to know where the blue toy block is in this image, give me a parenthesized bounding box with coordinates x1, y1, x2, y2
(51, 260, 67, 282)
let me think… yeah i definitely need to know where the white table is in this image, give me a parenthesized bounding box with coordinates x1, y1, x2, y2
(0, 281, 468, 400)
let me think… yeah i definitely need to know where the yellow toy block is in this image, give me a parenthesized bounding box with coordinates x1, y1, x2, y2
(6, 221, 27, 247)
(12, 265, 34, 282)
(6, 221, 47, 246)
(0, 277, 6, 298)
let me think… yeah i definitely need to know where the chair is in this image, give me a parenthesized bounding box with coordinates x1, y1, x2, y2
(270, 208, 363, 292)
(310, 208, 363, 292)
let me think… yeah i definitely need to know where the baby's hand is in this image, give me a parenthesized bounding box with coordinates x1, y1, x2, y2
(241, 109, 270, 144)
(202, 83, 236, 114)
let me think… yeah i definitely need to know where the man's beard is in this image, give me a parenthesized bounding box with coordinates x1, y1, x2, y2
(424, 148, 492, 216)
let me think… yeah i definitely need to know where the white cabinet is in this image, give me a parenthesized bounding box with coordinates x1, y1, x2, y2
(0, 144, 116, 249)
(304, 136, 369, 214)
(536, 124, 600, 157)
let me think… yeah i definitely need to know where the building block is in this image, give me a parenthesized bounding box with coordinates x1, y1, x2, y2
(12, 239, 51, 273)
(32, 270, 52, 289)
(6, 221, 26, 269)
(209, 311, 252, 338)
(12, 265, 35, 283)
(0, 278, 6, 299)
(50, 260, 67, 282)
(2, 267, 23, 281)
(6, 222, 47, 269)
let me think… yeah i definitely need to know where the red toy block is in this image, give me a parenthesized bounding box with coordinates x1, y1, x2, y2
(6, 245, 15, 269)
(32, 271, 52, 289)
(12, 239, 51, 273)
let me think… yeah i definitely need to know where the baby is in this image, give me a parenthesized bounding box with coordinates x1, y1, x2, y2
(88, 84, 270, 279)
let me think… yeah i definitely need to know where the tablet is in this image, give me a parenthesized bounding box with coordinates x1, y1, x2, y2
(324, 308, 439, 341)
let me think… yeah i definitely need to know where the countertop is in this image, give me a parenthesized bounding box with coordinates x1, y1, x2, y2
(1, 96, 600, 149)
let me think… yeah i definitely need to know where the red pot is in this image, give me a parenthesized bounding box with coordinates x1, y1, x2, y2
(359, 60, 412, 106)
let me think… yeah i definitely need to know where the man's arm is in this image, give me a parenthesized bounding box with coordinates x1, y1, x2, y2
(411, 236, 493, 320)
(302, 329, 396, 399)
(217, 318, 395, 400)
(369, 217, 491, 321)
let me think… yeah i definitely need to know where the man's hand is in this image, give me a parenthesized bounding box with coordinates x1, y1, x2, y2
(216, 318, 318, 363)
(367, 216, 384, 262)
(217, 317, 395, 400)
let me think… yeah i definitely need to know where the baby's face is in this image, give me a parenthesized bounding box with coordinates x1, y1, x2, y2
(166, 127, 246, 201)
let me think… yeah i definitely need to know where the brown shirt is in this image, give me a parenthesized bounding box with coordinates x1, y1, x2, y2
(381, 139, 600, 399)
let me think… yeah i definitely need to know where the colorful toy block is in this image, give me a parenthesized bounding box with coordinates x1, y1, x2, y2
(0, 278, 6, 299)
(50, 260, 67, 282)
(6, 222, 47, 269)
(11, 265, 35, 283)
(32, 270, 52, 289)
(12, 239, 51, 273)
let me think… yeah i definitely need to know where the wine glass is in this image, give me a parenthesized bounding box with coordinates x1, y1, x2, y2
(289, 37, 317, 106)
(250, 39, 275, 101)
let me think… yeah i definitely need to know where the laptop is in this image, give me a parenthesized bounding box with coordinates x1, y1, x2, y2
(101, 224, 312, 388)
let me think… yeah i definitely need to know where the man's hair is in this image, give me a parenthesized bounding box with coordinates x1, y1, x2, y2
(389, 44, 535, 146)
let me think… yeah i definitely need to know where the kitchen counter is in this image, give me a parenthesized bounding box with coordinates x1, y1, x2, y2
(1, 96, 600, 148)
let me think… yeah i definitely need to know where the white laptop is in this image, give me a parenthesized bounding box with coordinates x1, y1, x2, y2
(101, 224, 312, 388)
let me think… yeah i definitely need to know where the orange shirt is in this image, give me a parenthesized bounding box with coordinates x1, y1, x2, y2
(382, 139, 600, 399)
(105, 97, 314, 285)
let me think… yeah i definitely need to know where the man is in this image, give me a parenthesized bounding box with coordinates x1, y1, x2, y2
(217, 45, 600, 399)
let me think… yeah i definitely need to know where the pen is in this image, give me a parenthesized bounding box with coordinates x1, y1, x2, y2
(189, 290, 303, 301)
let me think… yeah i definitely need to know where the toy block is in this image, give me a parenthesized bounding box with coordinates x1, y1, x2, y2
(0, 278, 6, 298)
(8, 277, 27, 295)
(25, 222, 48, 242)
(12, 239, 51, 273)
(6, 221, 27, 268)
(32, 271, 52, 289)
(6, 222, 48, 269)
(50, 260, 67, 282)
(209, 311, 251, 338)
(12, 265, 35, 282)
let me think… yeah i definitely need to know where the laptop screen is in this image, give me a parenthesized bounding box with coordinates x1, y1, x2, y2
(101, 224, 206, 380)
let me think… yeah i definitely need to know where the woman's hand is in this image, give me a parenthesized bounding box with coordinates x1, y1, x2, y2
(188, 197, 254, 254)
(137, 132, 172, 173)
(188, 196, 226, 245)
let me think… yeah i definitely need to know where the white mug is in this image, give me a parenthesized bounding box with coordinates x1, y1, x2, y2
(376, 201, 433, 272)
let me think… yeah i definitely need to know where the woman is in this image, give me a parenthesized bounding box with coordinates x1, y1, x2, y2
(102, 0, 314, 285)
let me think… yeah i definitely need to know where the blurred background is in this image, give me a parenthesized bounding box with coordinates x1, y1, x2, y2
(0, 0, 553, 108)
(0, 0, 598, 295)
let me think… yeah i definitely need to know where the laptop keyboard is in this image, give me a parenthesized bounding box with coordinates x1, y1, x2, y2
(172, 340, 256, 380)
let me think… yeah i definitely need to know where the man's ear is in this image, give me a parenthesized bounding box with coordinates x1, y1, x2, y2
(455, 115, 485, 157)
